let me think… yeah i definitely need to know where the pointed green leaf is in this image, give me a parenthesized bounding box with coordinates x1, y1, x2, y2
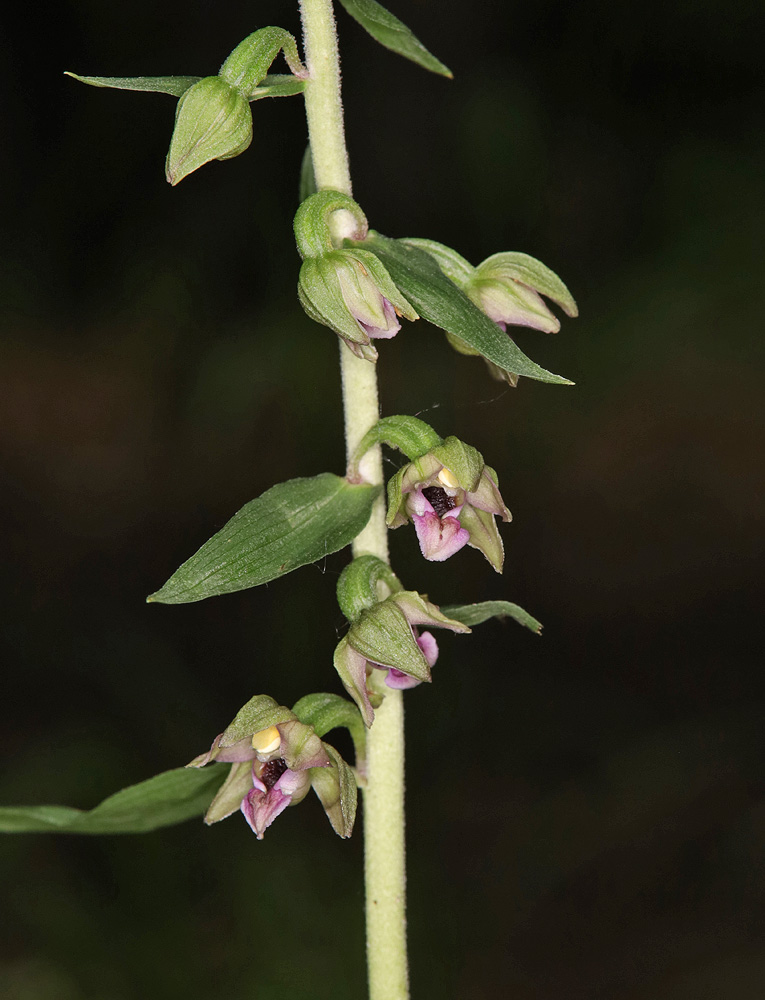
(337, 0, 452, 77)
(64, 72, 200, 97)
(442, 600, 543, 633)
(0, 767, 226, 835)
(356, 234, 573, 385)
(148, 474, 379, 604)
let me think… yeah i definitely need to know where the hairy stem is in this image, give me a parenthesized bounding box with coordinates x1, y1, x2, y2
(298, 1, 408, 997)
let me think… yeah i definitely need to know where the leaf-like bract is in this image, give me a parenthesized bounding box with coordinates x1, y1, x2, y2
(149, 474, 379, 604)
(0, 767, 226, 835)
(337, 0, 452, 77)
(442, 601, 543, 633)
(64, 72, 200, 97)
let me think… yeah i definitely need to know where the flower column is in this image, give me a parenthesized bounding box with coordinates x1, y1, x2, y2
(297, 1, 409, 998)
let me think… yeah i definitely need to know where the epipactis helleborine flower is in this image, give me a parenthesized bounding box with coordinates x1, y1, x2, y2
(403, 239, 577, 385)
(334, 590, 470, 726)
(298, 248, 418, 362)
(386, 436, 511, 572)
(187, 696, 355, 839)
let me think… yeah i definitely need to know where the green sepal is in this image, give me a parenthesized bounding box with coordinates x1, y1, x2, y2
(354, 233, 574, 385)
(216, 695, 296, 751)
(333, 636, 377, 728)
(475, 252, 578, 319)
(385, 467, 407, 527)
(64, 72, 200, 97)
(147, 474, 379, 604)
(219, 28, 305, 97)
(347, 599, 432, 683)
(309, 743, 357, 838)
(441, 600, 543, 634)
(294, 190, 368, 258)
(203, 761, 253, 824)
(336, 0, 452, 78)
(430, 435, 484, 492)
(291, 693, 367, 770)
(165, 76, 251, 185)
(349, 414, 443, 478)
(458, 504, 504, 573)
(0, 767, 226, 835)
(336, 555, 403, 621)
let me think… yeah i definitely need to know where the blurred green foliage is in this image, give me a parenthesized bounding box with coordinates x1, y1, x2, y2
(1, 1, 763, 997)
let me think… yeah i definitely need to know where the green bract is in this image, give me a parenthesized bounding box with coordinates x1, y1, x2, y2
(148, 474, 379, 604)
(336, 0, 452, 77)
(0, 768, 226, 835)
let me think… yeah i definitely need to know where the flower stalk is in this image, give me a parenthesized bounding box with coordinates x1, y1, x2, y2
(298, 1, 407, 997)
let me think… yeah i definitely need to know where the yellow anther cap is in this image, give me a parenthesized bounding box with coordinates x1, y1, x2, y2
(437, 467, 459, 489)
(251, 726, 281, 755)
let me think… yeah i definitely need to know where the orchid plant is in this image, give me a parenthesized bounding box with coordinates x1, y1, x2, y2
(1, 4, 577, 998)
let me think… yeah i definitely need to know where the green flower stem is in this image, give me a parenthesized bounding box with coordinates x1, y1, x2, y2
(298, 1, 407, 997)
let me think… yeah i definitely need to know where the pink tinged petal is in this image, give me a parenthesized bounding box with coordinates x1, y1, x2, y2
(241, 785, 292, 840)
(466, 471, 510, 520)
(477, 282, 560, 333)
(275, 768, 309, 797)
(362, 298, 401, 340)
(412, 511, 470, 561)
(416, 630, 439, 667)
(384, 668, 422, 690)
(188, 733, 256, 768)
(406, 487, 436, 518)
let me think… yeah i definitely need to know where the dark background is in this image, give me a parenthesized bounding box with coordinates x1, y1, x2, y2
(1, 1, 763, 997)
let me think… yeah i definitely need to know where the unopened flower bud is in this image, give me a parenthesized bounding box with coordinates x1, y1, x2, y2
(165, 76, 252, 186)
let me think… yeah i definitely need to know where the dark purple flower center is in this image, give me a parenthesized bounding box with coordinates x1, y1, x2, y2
(422, 486, 457, 517)
(261, 758, 289, 790)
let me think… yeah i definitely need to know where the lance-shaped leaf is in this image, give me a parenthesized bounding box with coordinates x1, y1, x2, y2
(0, 767, 226, 835)
(64, 72, 201, 97)
(354, 234, 573, 385)
(337, 0, 452, 77)
(148, 474, 379, 604)
(65, 71, 304, 103)
(442, 600, 543, 634)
